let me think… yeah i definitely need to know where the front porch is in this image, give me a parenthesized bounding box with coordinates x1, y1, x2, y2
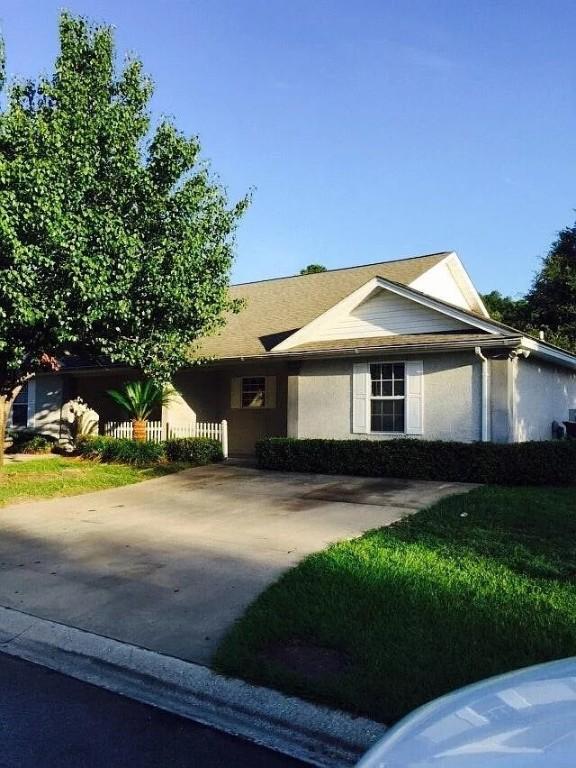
(168, 362, 291, 455)
(22, 360, 292, 456)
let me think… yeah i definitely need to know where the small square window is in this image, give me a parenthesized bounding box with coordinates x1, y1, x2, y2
(241, 377, 266, 408)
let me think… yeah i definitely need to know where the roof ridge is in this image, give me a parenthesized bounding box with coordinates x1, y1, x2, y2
(231, 251, 451, 288)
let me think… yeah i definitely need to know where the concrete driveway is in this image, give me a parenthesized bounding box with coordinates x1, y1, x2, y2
(0, 464, 475, 665)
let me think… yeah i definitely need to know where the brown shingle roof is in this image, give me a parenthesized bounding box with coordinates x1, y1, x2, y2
(195, 252, 451, 359)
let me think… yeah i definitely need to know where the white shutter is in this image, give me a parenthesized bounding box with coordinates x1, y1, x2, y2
(405, 361, 423, 435)
(26, 379, 36, 428)
(265, 376, 276, 409)
(352, 362, 370, 434)
(231, 377, 242, 408)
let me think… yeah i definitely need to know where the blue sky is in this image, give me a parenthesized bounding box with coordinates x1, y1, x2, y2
(2, 1, 575, 295)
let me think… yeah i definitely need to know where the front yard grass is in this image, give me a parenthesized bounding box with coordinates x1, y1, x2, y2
(214, 486, 576, 723)
(0, 456, 184, 507)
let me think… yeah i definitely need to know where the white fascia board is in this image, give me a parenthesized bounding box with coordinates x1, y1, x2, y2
(520, 337, 576, 369)
(445, 252, 490, 318)
(271, 276, 505, 352)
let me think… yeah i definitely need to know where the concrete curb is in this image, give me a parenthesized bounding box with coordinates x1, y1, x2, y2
(0, 607, 386, 767)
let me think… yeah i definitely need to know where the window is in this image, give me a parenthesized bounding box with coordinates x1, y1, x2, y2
(370, 363, 405, 432)
(231, 375, 276, 410)
(11, 383, 29, 428)
(241, 377, 266, 408)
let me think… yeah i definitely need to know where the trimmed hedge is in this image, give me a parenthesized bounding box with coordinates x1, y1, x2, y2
(76, 436, 165, 466)
(7, 430, 56, 454)
(255, 437, 576, 486)
(165, 437, 223, 465)
(76, 435, 224, 468)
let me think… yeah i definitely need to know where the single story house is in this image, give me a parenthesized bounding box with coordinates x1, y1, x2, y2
(11, 251, 576, 454)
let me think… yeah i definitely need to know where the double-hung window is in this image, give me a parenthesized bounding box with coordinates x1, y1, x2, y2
(231, 375, 277, 410)
(370, 363, 405, 433)
(241, 377, 266, 408)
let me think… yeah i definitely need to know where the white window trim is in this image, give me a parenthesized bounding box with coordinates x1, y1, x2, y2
(369, 360, 407, 435)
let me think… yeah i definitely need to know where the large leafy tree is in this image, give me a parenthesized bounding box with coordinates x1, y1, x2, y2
(482, 223, 576, 352)
(0, 13, 248, 461)
(525, 223, 576, 351)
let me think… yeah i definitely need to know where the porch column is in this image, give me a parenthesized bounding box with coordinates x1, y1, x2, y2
(161, 389, 196, 431)
(287, 363, 300, 438)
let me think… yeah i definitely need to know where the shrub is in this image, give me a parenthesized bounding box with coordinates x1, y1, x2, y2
(7, 430, 56, 454)
(76, 436, 165, 466)
(164, 437, 223, 465)
(255, 437, 576, 486)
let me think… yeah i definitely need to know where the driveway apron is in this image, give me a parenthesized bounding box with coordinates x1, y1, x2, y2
(0, 464, 475, 664)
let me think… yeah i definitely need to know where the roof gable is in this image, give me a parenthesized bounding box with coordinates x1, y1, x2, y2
(272, 276, 504, 352)
(409, 252, 489, 316)
(196, 251, 451, 359)
(292, 286, 471, 342)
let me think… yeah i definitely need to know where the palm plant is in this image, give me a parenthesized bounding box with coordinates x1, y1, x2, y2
(107, 381, 174, 441)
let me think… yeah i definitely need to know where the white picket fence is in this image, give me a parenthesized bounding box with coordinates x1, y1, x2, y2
(103, 419, 228, 457)
(103, 421, 135, 440)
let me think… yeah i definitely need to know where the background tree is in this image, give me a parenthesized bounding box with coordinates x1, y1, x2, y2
(524, 223, 576, 351)
(0, 13, 248, 463)
(482, 222, 576, 351)
(299, 264, 327, 274)
(480, 290, 529, 328)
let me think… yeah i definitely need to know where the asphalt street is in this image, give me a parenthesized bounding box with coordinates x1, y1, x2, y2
(0, 652, 308, 768)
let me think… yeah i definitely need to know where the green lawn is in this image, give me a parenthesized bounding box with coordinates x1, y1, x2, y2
(214, 486, 576, 723)
(0, 456, 184, 507)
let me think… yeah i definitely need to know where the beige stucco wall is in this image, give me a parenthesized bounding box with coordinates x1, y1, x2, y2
(489, 357, 513, 443)
(27, 353, 576, 448)
(513, 356, 576, 441)
(170, 368, 223, 426)
(72, 371, 151, 425)
(293, 352, 483, 442)
(174, 363, 289, 455)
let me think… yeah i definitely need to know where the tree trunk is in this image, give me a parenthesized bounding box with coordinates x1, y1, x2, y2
(0, 384, 26, 467)
(132, 419, 147, 441)
(0, 395, 9, 468)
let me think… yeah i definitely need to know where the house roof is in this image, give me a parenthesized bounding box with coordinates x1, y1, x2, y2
(287, 331, 502, 354)
(195, 251, 451, 359)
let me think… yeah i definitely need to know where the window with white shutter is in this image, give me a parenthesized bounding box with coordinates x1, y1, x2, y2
(405, 361, 424, 434)
(353, 360, 423, 436)
(352, 362, 370, 433)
